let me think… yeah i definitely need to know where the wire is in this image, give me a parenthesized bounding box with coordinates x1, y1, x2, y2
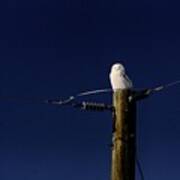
(136, 156, 145, 180)
(0, 89, 112, 106)
(50, 79, 180, 105)
(0, 79, 180, 105)
(46, 88, 112, 105)
(136, 119, 145, 180)
(152, 80, 180, 93)
(69, 79, 180, 103)
(166, 80, 180, 88)
(0, 80, 179, 180)
(133, 80, 180, 180)
(77, 89, 112, 97)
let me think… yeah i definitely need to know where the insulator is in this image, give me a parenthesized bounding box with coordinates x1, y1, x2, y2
(80, 101, 113, 112)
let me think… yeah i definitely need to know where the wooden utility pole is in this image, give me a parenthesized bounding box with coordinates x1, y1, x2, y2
(111, 90, 136, 180)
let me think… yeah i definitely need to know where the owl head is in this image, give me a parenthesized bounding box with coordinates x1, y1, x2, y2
(111, 63, 125, 75)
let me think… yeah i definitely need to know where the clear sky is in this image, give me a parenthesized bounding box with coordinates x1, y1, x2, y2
(0, 0, 180, 180)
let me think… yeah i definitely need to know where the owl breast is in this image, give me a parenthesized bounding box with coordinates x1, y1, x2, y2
(110, 72, 132, 91)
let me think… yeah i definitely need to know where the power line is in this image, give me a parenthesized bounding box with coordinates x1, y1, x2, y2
(48, 80, 180, 106)
(0, 80, 179, 106)
(136, 157, 145, 180)
(0, 80, 180, 179)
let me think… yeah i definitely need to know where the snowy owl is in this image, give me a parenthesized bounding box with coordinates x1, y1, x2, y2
(109, 63, 133, 91)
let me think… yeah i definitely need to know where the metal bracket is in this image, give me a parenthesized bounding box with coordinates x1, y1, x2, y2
(129, 89, 153, 102)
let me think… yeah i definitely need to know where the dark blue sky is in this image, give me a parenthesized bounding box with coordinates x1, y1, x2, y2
(0, 0, 180, 179)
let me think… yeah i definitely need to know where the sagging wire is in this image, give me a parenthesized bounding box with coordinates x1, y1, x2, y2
(0, 80, 180, 106)
(131, 81, 180, 180)
(77, 89, 112, 97)
(45, 88, 112, 106)
(0, 79, 177, 107)
(132, 80, 180, 180)
(46, 79, 180, 107)
(0, 80, 179, 179)
(149, 80, 180, 94)
(136, 156, 145, 180)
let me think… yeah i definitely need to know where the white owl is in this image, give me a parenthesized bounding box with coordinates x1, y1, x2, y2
(109, 63, 133, 91)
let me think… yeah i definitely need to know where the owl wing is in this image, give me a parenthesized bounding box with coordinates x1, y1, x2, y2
(123, 74, 133, 89)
